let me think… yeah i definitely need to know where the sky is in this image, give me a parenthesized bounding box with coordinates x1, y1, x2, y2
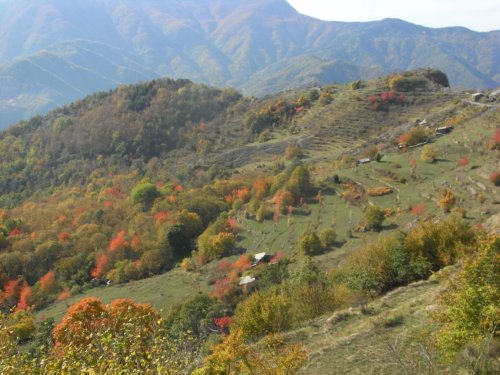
(286, 0, 500, 32)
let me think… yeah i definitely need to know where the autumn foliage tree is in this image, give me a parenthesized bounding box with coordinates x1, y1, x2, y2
(42, 296, 201, 373)
(53, 297, 161, 352)
(439, 188, 456, 213)
(195, 329, 306, 375)
(433, 237, 499, 360)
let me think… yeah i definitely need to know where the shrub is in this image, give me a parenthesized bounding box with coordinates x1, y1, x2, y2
(298, 231, 323, 256)
(388, 74, 429, 91)
(319, 228, 337, 248)
(420, 144, 439, 163)
(198, 232, 235, 261)
(364, 206, 385, 231)
(319, 91, 332, 105)
(233, 288, 292, 340)
(274, 190, 294, 214)
(180, 257, 193, 272)
(197, 329, 306, 375)
(433, 237, 499, 358)
(363, 146, 379, 159)
(289, 258, 347, 320)
(404, 216, 477, 271)
(439, 188, 456, 213)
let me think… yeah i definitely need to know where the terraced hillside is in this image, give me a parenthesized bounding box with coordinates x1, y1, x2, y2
(0, 70, 497, 373)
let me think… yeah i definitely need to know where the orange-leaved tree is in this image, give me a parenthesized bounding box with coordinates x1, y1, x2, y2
(48, 297, 200, 373)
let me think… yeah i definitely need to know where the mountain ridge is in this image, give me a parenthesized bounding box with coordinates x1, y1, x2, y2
(0, 0, 498, 127)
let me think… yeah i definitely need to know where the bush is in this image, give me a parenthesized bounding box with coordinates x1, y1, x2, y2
(319, 228, 337, 248)
(420, 144, 439, 163)
(298, 231, 323, 256)
(364, 206, 385, 231)
(434, 237, 499, 358)
(439, 188, 456, 213)
(233, 288, 292, 340)
(404, 216, 477, 271)
(388, 74, 429, 91)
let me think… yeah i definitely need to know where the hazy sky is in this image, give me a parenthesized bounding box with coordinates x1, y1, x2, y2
(286, 0, 500, 32)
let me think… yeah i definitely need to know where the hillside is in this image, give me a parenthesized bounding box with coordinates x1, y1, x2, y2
(0, 0, 499, 127)
(0, 70, 498, 373)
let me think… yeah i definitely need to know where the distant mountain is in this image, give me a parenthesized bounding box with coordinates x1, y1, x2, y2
(0, 0, 498, 127)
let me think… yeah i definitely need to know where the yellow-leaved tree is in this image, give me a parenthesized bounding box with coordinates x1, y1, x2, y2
(193, 329, 307, 375)
(433, 236, 499, 362)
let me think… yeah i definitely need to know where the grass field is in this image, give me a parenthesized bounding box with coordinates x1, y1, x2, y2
(292, 274, 448, 374)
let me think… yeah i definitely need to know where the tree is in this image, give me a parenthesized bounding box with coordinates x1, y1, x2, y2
(195, 329, 306, 375)
(420, 144, 439, 163)
(287, 165, 311, 197)
(176, 210, 203, 238)
(364, 205, 385, 231)
(319, 228, 337, 248)
(48, 297, 201, 373)
(131, 182, 160, 210)
(164, 295, 219, 339)
(298, 231, 323, 256)
(274, 190, 294, 214)
(433, 237, 499, 359)
(439, 188, 456, 213)
(256, 202, 270, 222)
(233, 288, 292, 340)
(166, 224, 191, 258)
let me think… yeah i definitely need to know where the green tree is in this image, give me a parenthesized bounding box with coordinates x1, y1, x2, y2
(434, 237, 499, 359)
(131, 182, 160, 210)
(165, 224, 191, 258)
(364, 205, 385, 231)
(298, 231, 323, 256)
(256, 202, 270, 222)
(319, 228, 337, 248)
(287, 165, 311, 197)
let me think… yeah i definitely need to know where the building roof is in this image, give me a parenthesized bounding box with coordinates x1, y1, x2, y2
(239, 276, 256, 285)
